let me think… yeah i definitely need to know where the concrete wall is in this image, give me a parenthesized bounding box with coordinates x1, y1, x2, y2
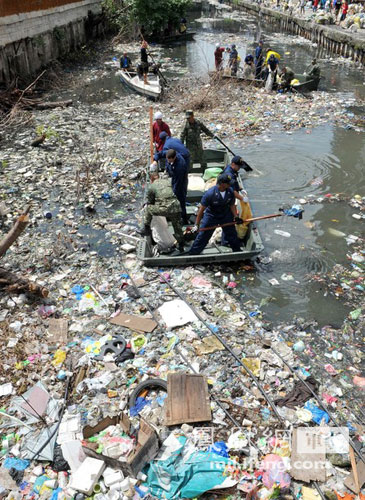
(229, 0, 365, 65)
(0, 0, 104, 87)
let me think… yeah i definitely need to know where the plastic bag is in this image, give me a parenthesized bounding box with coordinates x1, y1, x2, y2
(304, 401, 330, 425)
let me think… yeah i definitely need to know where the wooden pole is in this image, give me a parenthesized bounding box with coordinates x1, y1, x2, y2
(0, 205, 31, 258)
(149, 106, 154, 163)
(188, 213, 284, 233)
(349, 447, 360, 494)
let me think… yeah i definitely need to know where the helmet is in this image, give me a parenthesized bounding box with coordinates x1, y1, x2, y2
(154, 111, 163, 120)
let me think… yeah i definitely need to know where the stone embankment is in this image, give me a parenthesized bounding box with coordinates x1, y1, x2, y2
(230, 0, 365, 64)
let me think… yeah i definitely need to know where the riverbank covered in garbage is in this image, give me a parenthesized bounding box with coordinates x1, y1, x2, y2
(0, 23, 364, 500)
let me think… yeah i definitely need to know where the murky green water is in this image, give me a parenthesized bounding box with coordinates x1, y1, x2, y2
(54, 2, 364, 327)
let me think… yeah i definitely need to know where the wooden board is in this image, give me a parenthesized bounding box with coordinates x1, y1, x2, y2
(165, 372, 212, 426)
(344, 455, 365, 493)
(48, 318, 68, 344)
(109, 313, 157, 333)
(290, 428, 326, 483)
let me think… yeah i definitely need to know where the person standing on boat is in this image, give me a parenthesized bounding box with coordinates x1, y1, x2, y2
(153, 132, 190, 171)
(139, 171, 185, 252)
(223, 156, 248, 201)
(180, 110, 214, 170)
(165, 149, 189, 224)
(153, 112, 171, 160)
(140, 40, 149, 85)
(255, 40, 264, 79)
(120, 52, 132, 70)
(214, 44, 225, 71)
(189, 173, 242, 255)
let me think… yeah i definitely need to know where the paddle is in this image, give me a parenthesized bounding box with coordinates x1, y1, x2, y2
(184, 205, 304, 240)
(213, 135, 253, 172)
(146, 51, 168, 87)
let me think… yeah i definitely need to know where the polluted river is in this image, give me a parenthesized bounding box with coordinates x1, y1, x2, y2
(0, 0, 364, 499)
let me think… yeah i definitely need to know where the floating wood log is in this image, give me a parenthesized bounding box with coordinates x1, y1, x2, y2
(0, 268, 49, 297)
(0, 206, 30, 258)
(33, 100, 73, 110)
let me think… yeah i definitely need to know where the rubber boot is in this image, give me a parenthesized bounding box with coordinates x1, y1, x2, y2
(139, 224, 152, 237)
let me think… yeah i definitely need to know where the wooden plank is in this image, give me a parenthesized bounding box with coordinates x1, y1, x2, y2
(109, 313, 157, 333)
(165, 372, 212, 426)
(48, 318, 68, 344)
(344, 453, 365, 493)
(290, 428, 326, 483)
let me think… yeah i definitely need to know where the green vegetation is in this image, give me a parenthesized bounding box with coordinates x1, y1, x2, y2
(101, 0, 192, 38)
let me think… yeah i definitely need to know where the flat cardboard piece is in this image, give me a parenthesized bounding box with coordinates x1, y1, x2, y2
(193, 336, 224, 355)
(20, 384, 50, 418)
(291, 428, 326, 483)
(109, 313, 157, 333)
(48, 318, 68, 343)
(82, 412, 159, 477)
(344, 456, 365, 493)
(165, 372, 212, 426)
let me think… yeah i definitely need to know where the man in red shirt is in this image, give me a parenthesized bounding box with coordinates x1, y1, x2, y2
(214, 44, 225, 71)
(153, 112, 171, 153)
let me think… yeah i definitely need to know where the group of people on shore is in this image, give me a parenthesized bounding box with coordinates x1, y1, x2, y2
(214, 40, 321, 92)
(140, 111, 249, 255)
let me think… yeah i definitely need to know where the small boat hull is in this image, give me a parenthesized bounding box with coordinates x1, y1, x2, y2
(117, 70, 162, 100)
(137, 148, 264, 266)
(292, 74, 320, 92)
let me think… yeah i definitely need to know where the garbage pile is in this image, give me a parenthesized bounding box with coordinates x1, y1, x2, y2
(0, 34, 364, 500)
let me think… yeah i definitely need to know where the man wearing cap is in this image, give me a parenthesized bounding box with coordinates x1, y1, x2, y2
(229, 44, 239, 76)
(180, 111, 214, 170)
(214, 44, 225, 71)
(153, 132, 190, 170)
(189, 173, 241, 255)
(223, 156, 248, 201)
(152, 112, 171, 153)
(140, 171, 185, 253)
(165, 149, 189, 224)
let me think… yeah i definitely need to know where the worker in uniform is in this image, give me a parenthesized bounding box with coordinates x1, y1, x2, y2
(223, 156, 248, 201)
(306, 58, 321, 82)
(255, 40, 264, 79)
(139, 171, 185, 252)
(180, 110, 214, 169)
(189, 173, 242, 255)
(279, 66, 295, 91)
(120, 52, 132, 70)
(152, 132, 190, 171)
(165, 149, 189, 225)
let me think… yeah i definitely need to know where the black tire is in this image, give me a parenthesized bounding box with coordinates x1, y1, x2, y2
(128, 378, 167, 409)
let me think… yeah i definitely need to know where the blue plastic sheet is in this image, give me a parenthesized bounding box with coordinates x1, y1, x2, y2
(207, 441, 229, 458)
(304, 401, 330, 425)
(3, 458, 29, 471)
(144, 436, 235, 499)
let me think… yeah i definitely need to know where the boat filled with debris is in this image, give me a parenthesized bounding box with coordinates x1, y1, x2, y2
(137, 148, 264, 266)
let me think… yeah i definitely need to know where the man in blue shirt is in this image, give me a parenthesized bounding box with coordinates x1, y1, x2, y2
(229, 44, 239, 76)
(152, 132, 190, 170)
(165, 149, 189, 224)
(255, 40, 264, 79)
(189, 173, 242, 255)
(223, 156, 246, 201)
(120, 52, 132, 70)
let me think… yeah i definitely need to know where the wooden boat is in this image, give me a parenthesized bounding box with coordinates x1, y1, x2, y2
(149, 30, 196, 44)
(137, 148, 264, 266)
(291, 73, 320, 92)
(117, 69, 162, 100)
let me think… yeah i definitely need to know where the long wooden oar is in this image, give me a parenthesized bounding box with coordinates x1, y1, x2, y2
(213, 136, 253, 172)
(186, 212, 283, 234)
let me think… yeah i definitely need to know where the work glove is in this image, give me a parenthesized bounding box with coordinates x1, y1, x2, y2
(234, 216, 244, 225)
(190, 224, 200, 234)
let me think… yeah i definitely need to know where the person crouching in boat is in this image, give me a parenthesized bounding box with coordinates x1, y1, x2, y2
(189, 173, 242, 255)
(120, 52, 132, 70)
(139, 170, 185, 253)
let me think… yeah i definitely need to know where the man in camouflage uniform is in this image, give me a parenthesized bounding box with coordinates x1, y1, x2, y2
(180, 111, 214, 169)
(140, 172, 185, 253)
